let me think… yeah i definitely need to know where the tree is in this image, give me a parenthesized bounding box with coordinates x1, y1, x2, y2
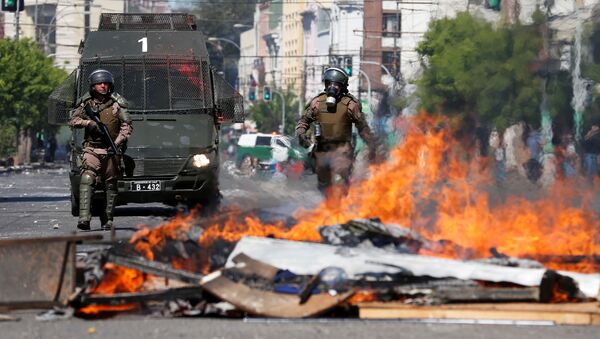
(415, 12, 571, 131)
(0, 39, 67, 162)
(247, 89, 300, 136)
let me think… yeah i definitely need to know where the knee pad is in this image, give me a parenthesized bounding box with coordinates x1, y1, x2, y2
(80, 171, 96, 186)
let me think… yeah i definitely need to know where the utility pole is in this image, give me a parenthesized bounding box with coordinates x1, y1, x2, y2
(272, 89, 286, 134)
(34, 0, 38, 42)
(15, 0, 20, 40)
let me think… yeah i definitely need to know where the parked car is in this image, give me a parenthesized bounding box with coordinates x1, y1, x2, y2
(235, 133, 311, 176)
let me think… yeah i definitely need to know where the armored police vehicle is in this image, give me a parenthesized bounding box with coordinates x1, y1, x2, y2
(48, 13, 244, 213)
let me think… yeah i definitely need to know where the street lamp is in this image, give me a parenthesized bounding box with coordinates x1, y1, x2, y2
(207, 37, 241, 51)
(272, 89, 286, 135)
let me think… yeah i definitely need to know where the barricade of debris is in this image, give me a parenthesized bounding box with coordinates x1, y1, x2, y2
(2, 218, 599, 324)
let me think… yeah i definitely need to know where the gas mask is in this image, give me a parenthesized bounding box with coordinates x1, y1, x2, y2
(325, 82, 342, 109)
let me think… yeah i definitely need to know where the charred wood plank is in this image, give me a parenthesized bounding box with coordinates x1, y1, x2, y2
(431, 286, 540, 303)
(80, 286, 203, 306)
(107, 254, 203, 284)
(200, 270, 353, 318)
(358, 302, 600, 325)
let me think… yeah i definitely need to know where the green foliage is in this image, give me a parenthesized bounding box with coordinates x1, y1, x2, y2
(0, 39, 67, 130)
(247, 89, 300, 136)
(582, 63, 600, 83)
(546, 71, 575, 131)
(0, 125, 16, 159)
(415, 12, 567, 131)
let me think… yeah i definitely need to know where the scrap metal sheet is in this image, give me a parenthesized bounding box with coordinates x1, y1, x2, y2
(226, 237, 600, 299)
(0, 235, 100, 308)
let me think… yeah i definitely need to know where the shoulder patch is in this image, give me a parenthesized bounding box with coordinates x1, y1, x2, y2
(340, 96, 352, 105)
(75, 92, 91, 106)
(344, 93, 359, 104)
(111, 92, 128, 108)
(314, 92, 327, 102)
(304, 93, 325, 109)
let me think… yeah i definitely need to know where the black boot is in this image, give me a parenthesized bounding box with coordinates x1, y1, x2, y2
(77, 220, 91, 231)
(77, 171, 95, 231)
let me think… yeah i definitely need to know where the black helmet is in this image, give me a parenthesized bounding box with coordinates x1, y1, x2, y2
(88, 69, 114, 94)
(322, 67, 348, 87)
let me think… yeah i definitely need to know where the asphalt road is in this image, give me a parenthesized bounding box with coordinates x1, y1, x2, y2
(1, 163, 598, 338)
(0, 161, 322, 239)
(2, 312, 600, 339)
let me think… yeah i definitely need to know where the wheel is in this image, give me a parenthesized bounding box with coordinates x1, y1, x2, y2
(70, 191, 79, 217)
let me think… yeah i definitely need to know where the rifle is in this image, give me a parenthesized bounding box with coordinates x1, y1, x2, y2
(84, 103, 121, 156)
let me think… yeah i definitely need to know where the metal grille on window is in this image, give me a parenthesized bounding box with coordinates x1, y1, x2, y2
(212, 68, 245, 123)
(80, 57, 213, 113)
(170, 60, 208, 110)
(98, 13, 196, 31)
(48, 69, 77, 125)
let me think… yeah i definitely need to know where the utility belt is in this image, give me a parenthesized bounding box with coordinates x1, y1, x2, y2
(315, 140, 351, 152)
(84, 140, 111, 150)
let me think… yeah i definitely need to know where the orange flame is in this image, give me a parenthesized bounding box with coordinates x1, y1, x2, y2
(77, 264, 146, 315)
(138, 113, 599, 273)
(85, 113, 600, 310)
(347, 290, 378, 304)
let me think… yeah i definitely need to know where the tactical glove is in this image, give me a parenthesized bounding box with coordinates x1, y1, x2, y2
(86, 120, 102, 136)
(299, 134, 312, 148)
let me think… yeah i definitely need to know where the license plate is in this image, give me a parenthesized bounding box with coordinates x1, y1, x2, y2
(130, 180, 161, 191)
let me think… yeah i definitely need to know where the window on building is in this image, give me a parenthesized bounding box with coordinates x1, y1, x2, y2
(382, 51, 401, 79)
(382, 13, 400, 38)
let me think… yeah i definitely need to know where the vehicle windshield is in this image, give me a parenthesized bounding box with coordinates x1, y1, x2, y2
(255, 136, 272, 146)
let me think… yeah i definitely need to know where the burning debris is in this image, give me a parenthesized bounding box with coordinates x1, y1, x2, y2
(63, 216, 598, 323)
(4, 114, 600, 324)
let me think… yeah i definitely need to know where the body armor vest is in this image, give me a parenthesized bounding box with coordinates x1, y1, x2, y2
(84, 99, 121, 148)
(316, 94, 353, 143)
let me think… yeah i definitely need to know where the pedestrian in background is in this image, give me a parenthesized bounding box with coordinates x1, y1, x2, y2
(524, 125, 543, 183)
(582, 119, 600, 179)
(489, 128, 505, 184)
(557, 132, 579, 179)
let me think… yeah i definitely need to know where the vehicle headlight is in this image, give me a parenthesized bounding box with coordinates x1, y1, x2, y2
(192, 154, 210, 168)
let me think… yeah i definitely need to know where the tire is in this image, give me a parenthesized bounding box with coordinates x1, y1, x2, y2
(70, 191, 79, 217)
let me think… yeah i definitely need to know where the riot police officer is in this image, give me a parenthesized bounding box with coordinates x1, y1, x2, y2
(295, 67, 376, 195)
(68, 69, 133, 231)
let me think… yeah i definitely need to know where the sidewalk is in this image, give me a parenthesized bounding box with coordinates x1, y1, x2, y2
(0, 161, 68, 175)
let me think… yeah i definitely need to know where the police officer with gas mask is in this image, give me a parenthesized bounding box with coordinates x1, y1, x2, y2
(295, 67, 376, 195)
(68, 69, 133, 231)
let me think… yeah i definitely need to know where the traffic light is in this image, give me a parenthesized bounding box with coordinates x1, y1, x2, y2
(487, 0, 500, 10)
(1, 0, 24, 12)
(248, 87, 256, 101)
(263, 86, 271, 102)
(344, 56, 353, 76)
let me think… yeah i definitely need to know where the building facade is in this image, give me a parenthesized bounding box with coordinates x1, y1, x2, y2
(1, 0, 175, 72)
(281, 0, 306, 92)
